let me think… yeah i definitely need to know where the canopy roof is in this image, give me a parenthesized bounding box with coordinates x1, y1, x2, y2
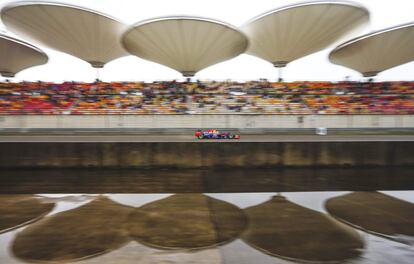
(1, 1, 128, 68)
(0, 33, 48, 77)
(330, 22, 414, 77)
(122, 16, 248, 77)
(242, 1, 369, 67)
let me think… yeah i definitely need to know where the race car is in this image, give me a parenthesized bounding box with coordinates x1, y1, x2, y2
(194, 129, 240, 139)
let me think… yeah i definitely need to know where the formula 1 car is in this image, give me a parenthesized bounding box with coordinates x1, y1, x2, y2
(194, 129, 240, 139)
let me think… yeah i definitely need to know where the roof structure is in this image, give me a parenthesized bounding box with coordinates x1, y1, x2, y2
(330, 22, 414, 77)
(1, 1, 128, 68)
(242, 1, 369, 68)
(122, 16, 248, 77)
(0, 33, 48, 77)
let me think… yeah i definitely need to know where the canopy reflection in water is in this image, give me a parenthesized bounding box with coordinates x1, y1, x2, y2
(242, 195, 364, 262)
(326, 192, 414, 243)
(0, 195, 54, 234)
(12, 196, 132, 262)
(126, 194, 247, 249)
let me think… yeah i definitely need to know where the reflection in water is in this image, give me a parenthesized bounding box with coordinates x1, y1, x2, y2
(12, 196, 132, 263)
(0, 192, 412, 264)
(326, 192, 414, 243)
(0, 168, 413, 264)
(242, 195, 364, 262)
(2, 167, 414, 194)
(0, 195, 54, 234)
(126, 194, 247, 249)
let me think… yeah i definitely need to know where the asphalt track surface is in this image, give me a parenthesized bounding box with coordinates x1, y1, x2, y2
(1, 134, 414, 142)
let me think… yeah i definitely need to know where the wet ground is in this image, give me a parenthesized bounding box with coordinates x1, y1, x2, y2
(0, 168, 413, 263)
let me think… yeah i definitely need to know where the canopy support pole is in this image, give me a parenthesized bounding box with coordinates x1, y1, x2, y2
(273, 62, 287, 82)
(278, 67, 283, 82)
(96, 68, 100, 82)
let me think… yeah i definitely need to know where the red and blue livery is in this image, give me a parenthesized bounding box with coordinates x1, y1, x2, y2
(194, 129, 240, 139)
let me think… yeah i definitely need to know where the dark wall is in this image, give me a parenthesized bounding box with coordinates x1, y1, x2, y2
(0, 142, 412, 168)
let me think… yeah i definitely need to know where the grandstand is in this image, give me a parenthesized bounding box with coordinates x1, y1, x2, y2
(0, 0, 413, 131)
(0, 81, 413, 115)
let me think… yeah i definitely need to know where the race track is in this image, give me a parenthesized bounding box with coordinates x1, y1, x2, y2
(1, 134, 414, 142)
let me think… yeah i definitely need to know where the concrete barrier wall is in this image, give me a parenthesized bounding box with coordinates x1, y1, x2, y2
(1, 115, 414, 129)
(0, 142, 413, 168)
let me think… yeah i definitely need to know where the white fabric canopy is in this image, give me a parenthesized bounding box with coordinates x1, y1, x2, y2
(2, 1, 128, 68)
(0, 33, 48, 77)
(330, 22, 414, 77)
(122, 17, 248, 77)
(242, 1, 369, 67)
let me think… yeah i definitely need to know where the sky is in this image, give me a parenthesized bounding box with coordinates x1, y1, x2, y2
(0, 0, 413, 82)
